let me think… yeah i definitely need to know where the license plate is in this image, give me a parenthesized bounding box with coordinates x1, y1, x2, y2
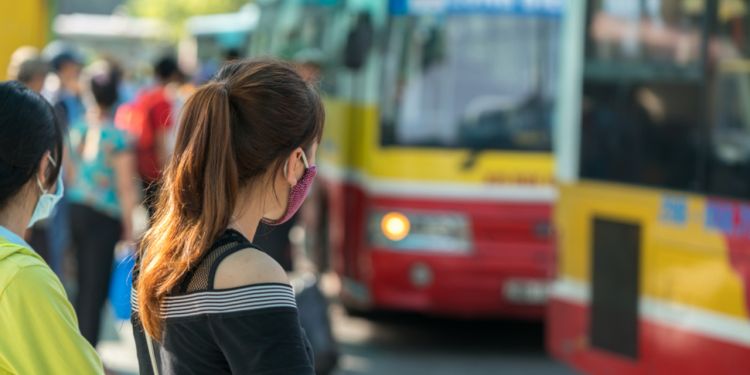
(503, 279, 549, 304)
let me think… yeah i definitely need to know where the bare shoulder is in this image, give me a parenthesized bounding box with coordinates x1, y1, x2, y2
(213, 247, 289, 289)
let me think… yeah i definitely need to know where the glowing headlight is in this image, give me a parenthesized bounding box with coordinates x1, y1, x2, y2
(369, 210, 473, 254)
(381, 212, 410, 241)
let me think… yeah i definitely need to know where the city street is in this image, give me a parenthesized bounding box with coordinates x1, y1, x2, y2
(329, 305, 574, 375)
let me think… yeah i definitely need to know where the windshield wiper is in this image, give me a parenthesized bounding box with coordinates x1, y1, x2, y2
(461, 147, 485, 171)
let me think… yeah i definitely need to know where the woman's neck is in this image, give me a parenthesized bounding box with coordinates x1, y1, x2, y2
(0, 201, 30, 238)
(88, 107, 112, 125)
(228, 187, 266, 242)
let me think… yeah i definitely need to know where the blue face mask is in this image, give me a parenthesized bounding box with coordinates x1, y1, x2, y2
(28, 156, 64, 228)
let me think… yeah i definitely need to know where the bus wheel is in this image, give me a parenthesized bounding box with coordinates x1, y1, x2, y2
(342, 301, 366, 317)
(340, 292, 379, 319)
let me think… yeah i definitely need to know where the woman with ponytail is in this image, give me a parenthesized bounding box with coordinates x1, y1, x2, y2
(132, 59, 323, 375)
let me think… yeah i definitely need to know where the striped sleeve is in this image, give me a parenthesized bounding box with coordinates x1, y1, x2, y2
(159, 284, 297, 319)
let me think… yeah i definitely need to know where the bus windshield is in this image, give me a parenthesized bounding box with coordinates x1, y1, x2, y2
(379, 14, 560, 151)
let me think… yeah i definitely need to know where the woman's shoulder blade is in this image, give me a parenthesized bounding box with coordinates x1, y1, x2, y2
(213, 247, 289, 290)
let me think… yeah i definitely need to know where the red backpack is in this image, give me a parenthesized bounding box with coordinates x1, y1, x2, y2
(115, 88, 171, 182)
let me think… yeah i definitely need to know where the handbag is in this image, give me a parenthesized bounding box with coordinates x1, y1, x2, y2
(108, 243, 135, 320)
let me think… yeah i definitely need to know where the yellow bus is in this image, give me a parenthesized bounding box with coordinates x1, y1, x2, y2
(252, 0, 562, 319)
(0, 0, 50, 79)
(549, 0, 750, 373)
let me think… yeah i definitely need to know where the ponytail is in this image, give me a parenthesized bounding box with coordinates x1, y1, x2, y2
(136, 82, 238, 339)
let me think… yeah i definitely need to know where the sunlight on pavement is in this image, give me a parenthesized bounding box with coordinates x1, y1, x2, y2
(97, 315, 138, 375)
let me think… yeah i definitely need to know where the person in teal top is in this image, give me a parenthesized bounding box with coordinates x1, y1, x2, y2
(65, 60, 138, 347)
(67, 119, 132, 218)
(0, 81, 103, 374)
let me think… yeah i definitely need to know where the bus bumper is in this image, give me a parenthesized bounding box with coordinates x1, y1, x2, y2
(343, 248, 551, 319)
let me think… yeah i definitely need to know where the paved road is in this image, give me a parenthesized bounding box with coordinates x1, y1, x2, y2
(330, 305, 576, 375)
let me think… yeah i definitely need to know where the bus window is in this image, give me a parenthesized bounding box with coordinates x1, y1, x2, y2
(579, 0, 708, 191)
(586, 0, 705, 74)
(707, 2, 750, 199)
(379, 12, 560, 151)
(272, 4, 342, 94)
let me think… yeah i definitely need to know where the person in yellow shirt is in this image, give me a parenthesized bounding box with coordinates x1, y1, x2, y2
(0, 81, 103, 374)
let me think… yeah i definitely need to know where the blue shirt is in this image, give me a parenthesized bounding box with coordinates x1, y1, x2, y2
(58, 91, 85, 128)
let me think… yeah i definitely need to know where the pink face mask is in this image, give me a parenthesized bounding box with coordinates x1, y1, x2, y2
(263, 152, 317, 226)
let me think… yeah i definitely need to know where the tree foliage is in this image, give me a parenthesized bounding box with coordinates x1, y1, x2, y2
(125, 0, 252, 37)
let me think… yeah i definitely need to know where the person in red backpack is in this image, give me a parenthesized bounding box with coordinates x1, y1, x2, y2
(115, 56, 181, 219)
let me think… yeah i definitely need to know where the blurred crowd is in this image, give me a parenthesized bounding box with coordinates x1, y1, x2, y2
(6, 41, 210, 349)
(1, 34, 344, 375)
(3, 41, 335, 372)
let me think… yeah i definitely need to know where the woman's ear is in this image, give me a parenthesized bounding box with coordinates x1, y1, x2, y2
(285, 148, 305, 186)
(36, 151, 53, 189)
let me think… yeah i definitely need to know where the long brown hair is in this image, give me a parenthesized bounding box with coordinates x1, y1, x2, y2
(136, 59, 324, 340)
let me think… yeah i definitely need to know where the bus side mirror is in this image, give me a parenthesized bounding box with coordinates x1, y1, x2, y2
(343, 12, 373, 71)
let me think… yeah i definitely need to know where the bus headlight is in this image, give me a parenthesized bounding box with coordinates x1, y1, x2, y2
(381, 212, 411, 241)
(369, 210, 473, 254)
